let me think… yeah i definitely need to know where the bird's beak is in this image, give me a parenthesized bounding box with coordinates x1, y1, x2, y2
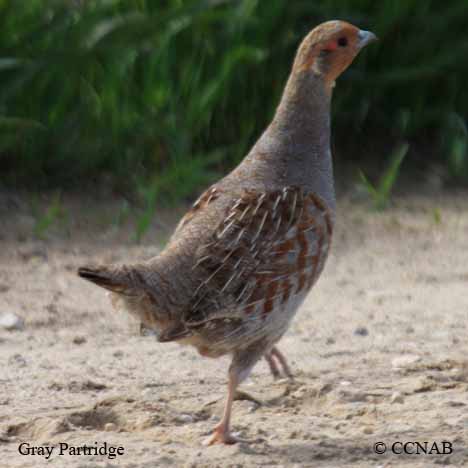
(357, 30, 378, 49)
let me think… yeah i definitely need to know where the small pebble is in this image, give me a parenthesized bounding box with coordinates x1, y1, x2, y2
(392, 355, 421, 369)
(72, 336, 86, 345)
(446, 400, 465, 407)
(354, 326, 369, 336)
(362, 426, 374, 434)
(390, 392, 405, 404)
(176, 414, 194, 424)
(411, 376, 435, 393)
(0, 312, 24, 331)
(8, 354, 27, 367)
(291, 386, 307, 399)
(337, 389, 367, 403)
(247, 402, 259, 413)
(104, 423, 117, 432)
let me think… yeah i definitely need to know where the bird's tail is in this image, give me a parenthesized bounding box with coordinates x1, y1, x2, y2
(78, 262, 193, 343)
(77, 265, 140, 296)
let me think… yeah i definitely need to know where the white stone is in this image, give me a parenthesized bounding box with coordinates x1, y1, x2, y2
(176, 414, 194, 424)
(390, 392, 405, 404)
(392, 354, 421, 369)
(0, 312, 24, 330)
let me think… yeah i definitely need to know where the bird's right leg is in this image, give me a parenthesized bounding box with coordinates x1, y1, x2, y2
(204, 367, 241, 445)
(204, 344, 265, 445)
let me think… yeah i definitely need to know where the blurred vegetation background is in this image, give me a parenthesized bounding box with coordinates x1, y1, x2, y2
(1, 0, 467, 203)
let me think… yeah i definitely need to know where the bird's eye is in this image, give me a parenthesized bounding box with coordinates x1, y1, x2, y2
(337, 37, 348, 47)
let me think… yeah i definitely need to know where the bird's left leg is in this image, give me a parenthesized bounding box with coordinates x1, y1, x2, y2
(264, 346, 294, 380)
(265, 352, 281, 379)
(270, 346, 294, 380)
(204, 343, 265, 445)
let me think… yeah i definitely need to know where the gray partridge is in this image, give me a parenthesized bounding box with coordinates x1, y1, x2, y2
(78, 20, 377, 445)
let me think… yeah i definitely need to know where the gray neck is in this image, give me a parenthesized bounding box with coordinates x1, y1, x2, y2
(247, 71, 335, 212)
(272, 71, 331, 148)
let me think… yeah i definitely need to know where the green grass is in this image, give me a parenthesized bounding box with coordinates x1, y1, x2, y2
(0, 0, 467, 198)
(359, 143, 409, 210)
(31, 192, 64, 238)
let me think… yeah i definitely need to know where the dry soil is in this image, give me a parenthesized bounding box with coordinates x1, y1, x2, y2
(1, 190, 467, 467)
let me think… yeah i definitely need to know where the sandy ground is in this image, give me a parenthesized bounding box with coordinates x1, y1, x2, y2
(1, 189, 468, 468)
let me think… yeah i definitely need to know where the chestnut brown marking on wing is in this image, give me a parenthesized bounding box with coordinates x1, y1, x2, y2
(296, 229, 309, 271)
(177, 186, 219, 230)
(272, 239, 295, 258)
(302, 221, 322, 290)
(244, 304, 256, 315)
(185, 187, 333, 331)
(313, 223, 324, 276)
(248, 281, 267, 304)
(296, 273, 307, 294)
(281, 279, 293, 304)
(309, 192, 333, 237)
(263, 280, 279, 316)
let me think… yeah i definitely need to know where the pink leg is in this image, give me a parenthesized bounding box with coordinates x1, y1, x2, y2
(270, 346, 294, 380)
(203, 368, 241, 445)
(204, 345, 265, 445)
(265, 352, 281, 379)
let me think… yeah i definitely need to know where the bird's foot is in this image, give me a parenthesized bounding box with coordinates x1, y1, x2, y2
(274, 374, 295, 384)
(233, 389, 262, 405)
(202, 390, 262, 410)
(203, 425, 242, 446)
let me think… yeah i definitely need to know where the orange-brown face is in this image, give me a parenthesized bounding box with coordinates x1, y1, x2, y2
(294, 20, 377, 89)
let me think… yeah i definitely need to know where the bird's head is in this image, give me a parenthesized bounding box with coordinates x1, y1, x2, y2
(293, 20, 377, 90)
